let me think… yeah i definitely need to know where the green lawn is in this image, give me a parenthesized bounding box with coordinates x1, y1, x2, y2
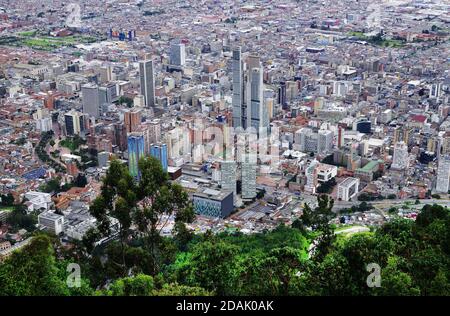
(12, 33, 99, 51)
(0, 206, 15, 212)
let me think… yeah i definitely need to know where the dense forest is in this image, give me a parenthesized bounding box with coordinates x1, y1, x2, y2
(0, 157, 449, 296)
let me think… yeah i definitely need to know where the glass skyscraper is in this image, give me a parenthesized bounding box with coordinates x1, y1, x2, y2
(150, 143, 168, 171)
(128, 133, 145, 180)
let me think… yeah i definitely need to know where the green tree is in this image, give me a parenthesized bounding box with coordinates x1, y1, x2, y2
(183, 240, 239, 295)
(153, 283, 212, 296)
(106, 274, 154, 296)
(0, 235, 91, 295)
(374, 257, 420, 296)
(6, 205, 37, 232)
(89, 159, 137, 275)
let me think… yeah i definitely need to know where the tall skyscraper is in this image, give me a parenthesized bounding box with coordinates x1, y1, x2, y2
(436, 155, 450, 193)
(170, 41, 186, 66)
(247, 65, 268, 136)
(232, 47, 246, 129)
(241, 155, 256, 200)
(221, 161, 236, 198)
(150, 143, 168, 171)
(81, 83, 100, 118)
(391, 141, 409, 170)
(278, 81, 287, 110)
(128, 133, 145, 180)
(139, 59, 155, 107)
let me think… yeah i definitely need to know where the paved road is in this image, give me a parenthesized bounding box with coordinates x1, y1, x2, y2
(333, 198, 450, 211)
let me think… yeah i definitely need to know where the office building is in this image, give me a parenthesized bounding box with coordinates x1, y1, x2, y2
(278, 81, 287, 110)
(81, 83, 100, 118)
(142, 120, 161, 154)
(99, 83, 117, 105)
(232, 47, 247, 129)
(38, 211, 64, 235)
(150, 143, 168, 171)
(337, 177, 360, 201)
(64, 110, 85, 136)
(221, 161, 236, 198)
(295, 128, 333, 154)
(436, 155, 450, 193)
(247, 64, 268, 136)
(128, 133, 145, 179)
(193, 189, 234, 218)
(391, 141, 409, 170)
(170, 41, 186, 66)
(139, 59, 155, 107)
(241, 158, 257, 200)
(36, 117, 53, 132)
(123, 109, 142, 133)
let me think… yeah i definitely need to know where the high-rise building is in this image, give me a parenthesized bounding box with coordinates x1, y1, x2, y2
(436, 155, 450, 193)
(278, 81, 287, 110)
(34, 108, 52, 132)
(127, 133, 145, 179)
(99, 65, 113, 83)
(123, 109, 142, 133)
(232, 47, 247, 129)
(318, 130, 334, 154)
(142, 120, 161, 154)
(295, 128, 333, 154)
(150, 143, 168, 171)
(393, 126, 411, 145)
(241, 156, 256, 200)
(64, 110, 85, 136)
(304, 159, 319, 193)
(221, 161, 236, 198)
(99, 83, 117, 105)
(337, 126, 345, 148)
(247, 65, 268, 136)
(81, 83, 100, 118)
(170, 41, 186, 66)
(391, 141, 409, 170)
(429, 83, 442, 99)
(139, 59, 155, 107)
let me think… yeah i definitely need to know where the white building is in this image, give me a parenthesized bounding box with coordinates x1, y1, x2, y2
(38, 211, 64, 235)
(436, 155, 450, 193)
(295, 128, 333, 154)
(337, 177, 360, 201)
(316, 163, 338, 183)
(24, 191, 52, 213)
(391, 141, 409, 170)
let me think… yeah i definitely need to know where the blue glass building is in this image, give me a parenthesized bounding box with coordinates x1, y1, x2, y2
(150, 143, 168, 171)
(128, 133, 145, 180)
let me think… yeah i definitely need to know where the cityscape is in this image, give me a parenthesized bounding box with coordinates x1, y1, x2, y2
(0, 0, 449, 299)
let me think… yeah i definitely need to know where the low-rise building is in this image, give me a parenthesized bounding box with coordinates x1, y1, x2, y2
(337, 177, 360, 201)
(193, 189, 234, 218)
(38, 211, 64, 235)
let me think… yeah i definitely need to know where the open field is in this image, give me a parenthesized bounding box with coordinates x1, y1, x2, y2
(0, 30, 99, 51)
